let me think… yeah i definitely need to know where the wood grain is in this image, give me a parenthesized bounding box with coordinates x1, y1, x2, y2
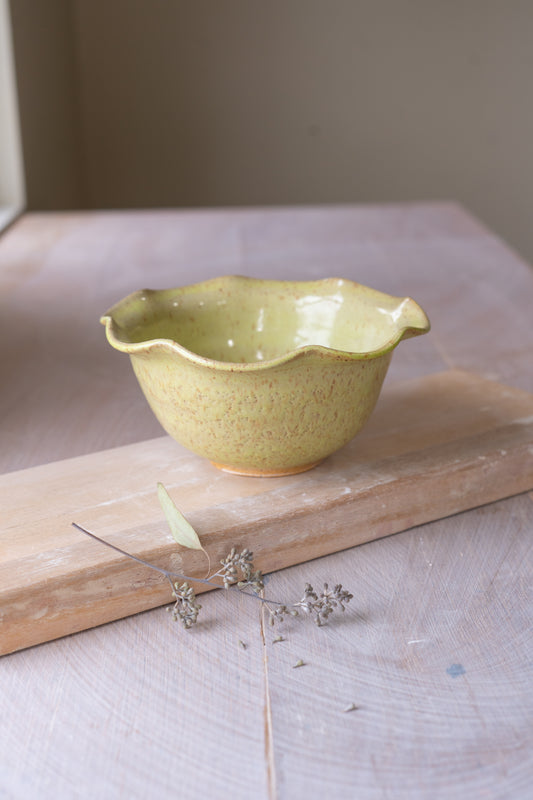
(2, 369, 532, 656)
(1, 205, 533, 800)
(263, 495, 533, 799)
(2, 497, 531, 799)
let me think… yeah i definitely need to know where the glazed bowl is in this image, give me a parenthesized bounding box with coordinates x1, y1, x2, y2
(101, 276, 430, 476)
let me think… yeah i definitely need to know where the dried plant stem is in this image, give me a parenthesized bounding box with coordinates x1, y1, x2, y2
(72, 522, 284, 606)
(71, 522, 353, 629)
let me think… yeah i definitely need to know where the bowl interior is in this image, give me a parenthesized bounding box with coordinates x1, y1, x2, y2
(112, 278, 421, 363)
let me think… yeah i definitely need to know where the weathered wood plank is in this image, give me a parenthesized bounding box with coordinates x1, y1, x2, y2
(2, 370, 532, 655)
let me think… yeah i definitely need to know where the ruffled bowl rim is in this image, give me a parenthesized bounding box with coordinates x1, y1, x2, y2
(101, 276, 430, 372)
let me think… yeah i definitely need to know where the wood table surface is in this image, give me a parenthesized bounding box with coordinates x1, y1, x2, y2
(1, 204, 532, 799)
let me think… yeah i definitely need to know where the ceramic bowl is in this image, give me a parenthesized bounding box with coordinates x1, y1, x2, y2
(101, 276, 430, 476)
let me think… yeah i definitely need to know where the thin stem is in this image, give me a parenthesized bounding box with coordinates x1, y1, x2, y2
(71, 522, 287, 607)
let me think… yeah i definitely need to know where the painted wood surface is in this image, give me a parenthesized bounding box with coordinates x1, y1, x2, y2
(1, 205, 532, 799)
(2, 369, 533, 656)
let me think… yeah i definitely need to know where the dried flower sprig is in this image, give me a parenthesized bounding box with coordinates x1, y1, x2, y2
(72, 483, 353, 630)
(170, 582, 202, 628)
(294, 582, 354, 627)
(214, 547, 264, 592)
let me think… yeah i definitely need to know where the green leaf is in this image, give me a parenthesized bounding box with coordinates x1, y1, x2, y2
(157, 482, 204, 551)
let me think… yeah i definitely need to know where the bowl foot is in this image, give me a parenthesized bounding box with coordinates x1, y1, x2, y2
(210, 459, 325, 477)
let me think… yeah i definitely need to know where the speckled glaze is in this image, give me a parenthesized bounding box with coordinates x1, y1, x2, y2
(101, 276, 430, 475)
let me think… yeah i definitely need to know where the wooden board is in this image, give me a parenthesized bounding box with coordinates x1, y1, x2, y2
(1, 369, 533, 656)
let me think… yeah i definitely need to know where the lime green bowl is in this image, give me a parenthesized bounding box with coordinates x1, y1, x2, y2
(101, 276, 430, 476)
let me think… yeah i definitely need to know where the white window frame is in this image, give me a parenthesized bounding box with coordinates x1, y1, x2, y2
(0, 0, 25, 231)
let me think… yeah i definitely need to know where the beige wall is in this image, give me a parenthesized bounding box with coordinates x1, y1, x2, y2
(9, 0, 533, 264)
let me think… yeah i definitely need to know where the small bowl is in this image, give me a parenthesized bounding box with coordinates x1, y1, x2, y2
(101, 276, 430, 476)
